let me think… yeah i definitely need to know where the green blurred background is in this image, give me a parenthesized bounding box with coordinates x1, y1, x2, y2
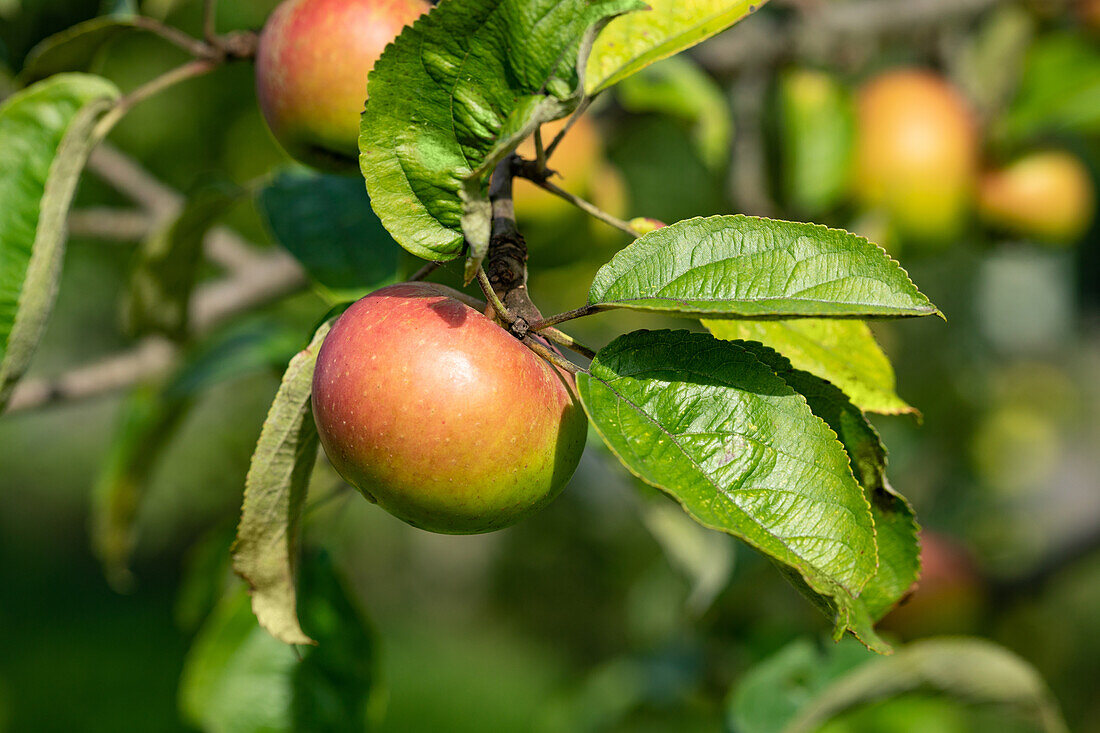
(1, 0, 1099, 731)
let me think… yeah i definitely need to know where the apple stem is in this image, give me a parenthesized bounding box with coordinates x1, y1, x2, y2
(534, 128, 547, 172)
(203, 0, 218, 44)
(485, 156, 544, 328)
(515, 166, 640, 237)
(475, 266, 514, 326)
(407, 261, 441, 282)
(130, 16, 219, 59)
(544, 97, 591, 161)
(528, 305, 601, 331)
(539, 327, 596, 360)
(522, 337, 583, 375)
(94, 59, 220, 141)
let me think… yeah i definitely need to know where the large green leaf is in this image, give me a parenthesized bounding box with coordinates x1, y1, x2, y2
(585, 0, 763, 94)
(785, 638, 1068, 733)
(776, 69, 854, 217)
(360, 0, 642, 276)
(616, 55, 732, 173)
(0, 73, 119, 412)
(92, 318, 304, 588)
(738, 341, 919, 624)
(19, 16, 147, 83)
(125, 181, 242, 339)
(258, 170, 403, 303)
(232, 321, 330, 646)
(181, 553, 380, 733)
(576, 329, 881, 646)
(704, 319, 913, 415)
(587, 216, 939, 319)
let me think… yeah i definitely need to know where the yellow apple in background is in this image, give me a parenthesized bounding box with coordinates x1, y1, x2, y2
(854, 69, 979, 248)
(514, 115, 603, 223)
(978, 150, 1096, 245)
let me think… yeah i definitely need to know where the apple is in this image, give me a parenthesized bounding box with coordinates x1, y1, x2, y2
(627, 217, 666, 235)
(513, 115, 603, 222)
(255, 0, 429, 168)
(880, 530, 985, 638)
(311, 282, 588, 534)
(854, 69, 979, 246)
(978, 150, 1095, 245)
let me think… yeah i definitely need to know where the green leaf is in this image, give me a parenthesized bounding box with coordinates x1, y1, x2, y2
(785, 638, 1068, 733)
(636, 492, 735, 615)
(0, 73, 120, 412)
(91, 318, 304, 587)
(258, 170, 403, 303)
(360, 0, 643, 275)
(20, 17, 147, 84)
(952, 5, 1034, 123)
(726, 637, 876, 733)
(736, 341, 919, 624)
(576, 329, 880, 646)
(93, 382, 192, 591)
(703, 319, 914, 416)
(124, 181, 242, 339)
(776, 69, 854, 217)
(585, 0, 764, 95)
(181, 553, 380, 733)
(996, 32, 1100, 146)
(232, 321, 330, 646)
(587, 215, 939, 319)
(616, 55, 732, 173)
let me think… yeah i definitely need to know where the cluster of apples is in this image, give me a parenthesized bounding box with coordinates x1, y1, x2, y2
(252, 0, 589, 534)
(851, 69, 1094, 249)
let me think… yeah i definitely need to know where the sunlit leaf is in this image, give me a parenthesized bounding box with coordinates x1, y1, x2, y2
(360, 0, 643, 276)
(704, 319, 914, 415)
(258, 170, 403, 303)
(585, 0, 764, 94)
(616, 55, 732, 172)
(738, 341, 919, 624)
(0, 73, 119, 412)
(588, 216, 939, 319)
(577, 329, 880, 646)
(232, 321, 330, 645)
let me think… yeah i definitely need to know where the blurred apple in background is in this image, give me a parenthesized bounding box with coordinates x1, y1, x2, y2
(854, 69, 979, 248)
(978, 150, 1096, 245)
(882, 530, 986, 638)
(514, 115, 604, 223)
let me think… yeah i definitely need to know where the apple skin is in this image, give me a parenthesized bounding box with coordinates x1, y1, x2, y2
(255, 0, 429, 168)
(978, 150, 1096, 245)
(627, 217, 666, 235)
(311, 282, 588, 534)
(854, 69, 978, 246)
(880, 530, 985, 638)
